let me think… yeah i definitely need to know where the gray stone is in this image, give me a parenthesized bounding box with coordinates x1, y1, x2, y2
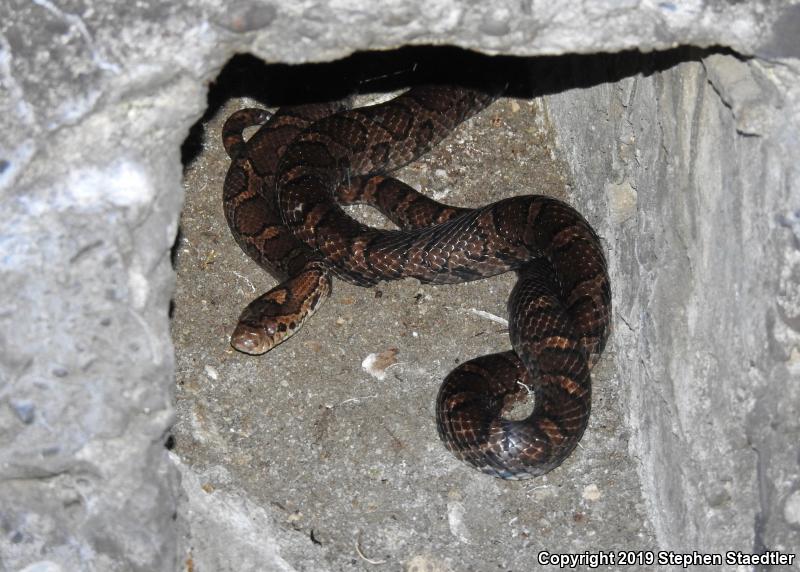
(174, 455, 327, 571)
(1, 0, 798, 570)
(548, 52, 800, 561)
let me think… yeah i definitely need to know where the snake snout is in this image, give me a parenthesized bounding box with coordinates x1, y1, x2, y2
(231, 323, 274, 355)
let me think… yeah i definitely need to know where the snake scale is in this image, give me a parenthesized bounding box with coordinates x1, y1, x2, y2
(221, 85, 611, 479)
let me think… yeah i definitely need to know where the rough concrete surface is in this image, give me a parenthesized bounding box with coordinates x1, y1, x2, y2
(547, 53, 800, 563)
(1, 0, 799, 571)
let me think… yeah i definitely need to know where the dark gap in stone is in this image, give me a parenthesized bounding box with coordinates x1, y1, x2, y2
(181, 44, 731, 167)
(170, 225, 184, 270)
(167, 225, 182, 322)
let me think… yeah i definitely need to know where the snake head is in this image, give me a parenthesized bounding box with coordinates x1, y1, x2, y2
(230, 269, 331, 356)
(230, 290, 294, 355)
(230, 321, 284, 355)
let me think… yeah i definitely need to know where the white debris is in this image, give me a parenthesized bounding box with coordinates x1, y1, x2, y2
(361, 348, 399, 380)
(468, 308, 509, 326)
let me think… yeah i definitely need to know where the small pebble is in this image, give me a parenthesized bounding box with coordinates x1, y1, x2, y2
(10, 399, 35, 424)
(784, 490, 800, 525)
(582, 483, 602, 501)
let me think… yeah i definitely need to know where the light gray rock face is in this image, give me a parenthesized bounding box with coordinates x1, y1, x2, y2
(548, 52, 800, 559)
(1, 1, 798, 571)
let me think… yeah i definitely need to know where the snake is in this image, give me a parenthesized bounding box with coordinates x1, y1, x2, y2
(221, 85, 611, 480)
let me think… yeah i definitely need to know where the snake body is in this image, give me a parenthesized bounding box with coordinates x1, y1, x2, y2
(222, 86, 611, 479)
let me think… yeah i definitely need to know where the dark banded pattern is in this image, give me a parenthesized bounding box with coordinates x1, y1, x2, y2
(222, 86, 611, 479)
